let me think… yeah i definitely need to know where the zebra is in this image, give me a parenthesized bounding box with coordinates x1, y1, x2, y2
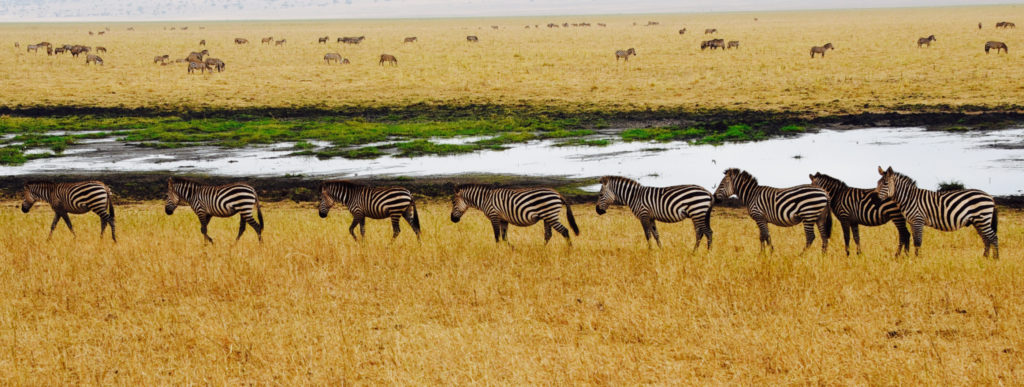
(21, 181, 116, 241)
(615, 48, 636, 61)
(595, 176, 713, 251)
(164, 177, 264, 244)
(875, 166, 998, 259)
(449, 184, 579, 246)
(810, 43, 834, 58)
(917, 35, 936, 47)
(714, 168, 832, 253)
(809, 172, 909, 256)
(318, 180, 421, 241)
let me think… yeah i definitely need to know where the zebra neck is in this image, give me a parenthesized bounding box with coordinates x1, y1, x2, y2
(610, 182, 641, 204)
(733, 181, 761, 205)
(464, 189, 493, 210)
(29, 185, 53, 201)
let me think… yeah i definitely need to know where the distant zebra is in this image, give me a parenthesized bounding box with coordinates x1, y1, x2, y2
(85, 54, 103, 65)
(318, 181, 421, 241)
(324, 53, 344, 64)
(95, 46, 106, 53)
(187, 61, 209, 73)
(678, 28, 687, 34)
(810, 43, 834, 58)
(450, 184, 579, 246)
(165, 178, 264, 244)
(704, 28, 717, 34)
(875, 166, 998, 258)
(26, 44, 39, 53)
(615, 47, 636, 61)
(985, 41, 1008, 54)
(714, 168, 831, 253)
(404, 36, 417, 43)
(809, 172, 909, 256)
(379, 54, 397, 66)
(234, 38, 248, 44)
(917, 35, 936, 47)
(275, 39, 286, 46)
(318, 36, 329, 44)
(595, 176, 713, 251)
(727, 40, 740, 49)
(199, 39, 206, 46)
(21, 181, 116, 241)
(466, 35, 479, 42)
(261, 36, 273, 44)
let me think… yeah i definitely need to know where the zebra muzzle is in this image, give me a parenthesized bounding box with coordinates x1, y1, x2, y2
(164, 205, 175, 215)
(450, 214, 461, 223)
(596, 206, 606, 215)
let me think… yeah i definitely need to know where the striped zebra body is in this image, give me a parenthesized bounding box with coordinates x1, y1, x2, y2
(318, 181, 421, 241)
(811, 173, 910, 255)
(596, 176, 713, 250)
(714, 168, 831, 253)
(450, 184, 579, 245)
(165, 178, 263, 243)
(876, 166, 998, 258)
(21, 181, 116, 241)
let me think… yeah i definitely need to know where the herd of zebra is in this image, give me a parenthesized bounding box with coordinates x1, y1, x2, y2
(18, 166, 999, 258)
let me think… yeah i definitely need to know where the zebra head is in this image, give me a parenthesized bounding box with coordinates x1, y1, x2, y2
(450, 185, 470, 223)
(318, 183, 337, 218)
(21, 183, 42, 213)
(595, 176, 620, 215)
(876, 166, 897, 200)
(165, 178, 183, 215)
(714, 169, 738, 202)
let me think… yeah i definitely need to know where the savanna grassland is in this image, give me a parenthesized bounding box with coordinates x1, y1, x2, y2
(0, 201, 1021, 384)
(1, 5, 1023, 113)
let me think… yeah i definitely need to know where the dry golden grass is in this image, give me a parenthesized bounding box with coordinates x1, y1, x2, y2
(2, 5, 1024, 113)
(0, 200, 1021, 384)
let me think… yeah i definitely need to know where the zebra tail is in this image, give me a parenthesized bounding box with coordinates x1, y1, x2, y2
(992, 207, 998, 234)
(565, 200, 580, 236)
(257, 202, 265, 230)
(823, 211, 833, 239)
(412, 202, 421, 231)
(105, 185, 115, 219)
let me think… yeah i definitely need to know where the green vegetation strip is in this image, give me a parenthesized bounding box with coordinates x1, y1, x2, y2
(0, 115, 807, 165)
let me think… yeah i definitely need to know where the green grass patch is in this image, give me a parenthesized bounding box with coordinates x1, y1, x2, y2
(553, 139, 611, 147)
(779, 124, 805, 133)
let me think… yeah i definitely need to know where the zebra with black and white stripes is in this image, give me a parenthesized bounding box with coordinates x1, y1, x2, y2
(595, 176, 713, 250)
(875, 166, 998, 258)
(165, 177, 264, 244)
(318, 180, 421, 241)
(714, 168, 832, 253)
(810, 172, 910, 256)
(449, 184, 579, 246)
(21, 181, 116, 241)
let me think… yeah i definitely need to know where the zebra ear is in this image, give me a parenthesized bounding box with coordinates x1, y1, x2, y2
(877, 166, 885, 175)
(886, 166, 893, 173)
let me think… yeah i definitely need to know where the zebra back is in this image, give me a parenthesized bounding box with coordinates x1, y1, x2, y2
(320, 180, 415, 219)
(811, 172, 902, 226)
(24, 180, 112, 214)
(877, 167, 995, 231)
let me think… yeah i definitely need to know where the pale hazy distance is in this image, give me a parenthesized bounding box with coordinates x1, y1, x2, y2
(0, 0, 1020, 22)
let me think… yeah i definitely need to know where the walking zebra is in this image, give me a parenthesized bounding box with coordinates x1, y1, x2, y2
(449, 184, 579, 246)
(810, 172, 909, 256)
(165, 178, 264, 243)
(875, 166, 998, 258)
(595, 176, 713, 250)
(714, 168, 831, 253)
(21, 181, 116, 241)
(318, 180, 421, 241)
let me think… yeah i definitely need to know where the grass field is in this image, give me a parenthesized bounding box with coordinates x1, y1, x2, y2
(2, 5, 1024, 113)
(0, 201, 1021, 384)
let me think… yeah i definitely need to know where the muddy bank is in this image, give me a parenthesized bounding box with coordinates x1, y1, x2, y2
(3, 104, 1024, 132)
(2, 173, 1022, 209)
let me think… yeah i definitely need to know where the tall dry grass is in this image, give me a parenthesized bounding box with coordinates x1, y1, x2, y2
(2, 5, 1024, 113)
(0, 201, 1020, 384)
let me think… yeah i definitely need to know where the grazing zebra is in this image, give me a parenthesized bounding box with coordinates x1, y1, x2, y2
(714, 168, 831, 253)
(727, 40, 740, 49)
(324, 52, 343, 64)
(615, 47, 636, 61)
(275, 39, 286, 46)
(318, 36, 329, 44)
(204, 58, 225, 72)
(26, 44, 39, 53)
(22, 181, 116, 241)
(187, 61, 209, 73)
(466, 35, 479, 42)
(595, 176, 713, 251)
(704, 28, 717, 34)
(810, 43, 834, 58)
(875, 166, 998, 259)
(809, 172, 909, 256)
(199, 39, 206, 46)
(917, 35, 936, 47)
(404, 36, 417, 43)
(449, 184, 579, 246)
(379, 54, 397, 66)
(165, 177, 264, 244)
(85, 54, 103, 65)
(701, 39, 725, 50)
(985, 41, 1008, 54)
(318, 181, 421, 241)
(95, 46, 107, 53)
(261, 37, 273, 44)
(234, 38, 248, 44)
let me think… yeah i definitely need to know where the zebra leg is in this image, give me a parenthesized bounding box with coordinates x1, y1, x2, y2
(391, 214, 402, 239)
(348, 217, 361, 241)
(801, 221, 817, 253)
(910, 219, 924, 256)
(359, 218, 366, 239)
(198, 214, 213, 244)
(640, 218, 654, 248)
(839, 220, 851, 256)
(544, 222, 553, 244)
(973, 220, 998, 259)
(60, 212, 76, 237)
(755, 219, 772, 252)
(244, 214, 262, 242)
(691, 216, 709, 252)
(100, 215, 108, 239)
(108, 212, 116, 243)
(490, 219, 502, 243)
(402, 207, 421, 240)
(48, 212, 61, 240)
(649, 221, 662, 248)
(850, 223, 862, 255)
(500, 221, 509, 242)
(893, 219, 911, 256)
(237, 216, 247, 241)
(549, 219, 572, 246)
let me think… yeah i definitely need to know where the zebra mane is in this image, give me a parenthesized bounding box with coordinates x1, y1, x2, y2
(454, 183, 497, 192)
(811, 173, 848, 188)
(726, 168, 757, 185)
(24, 180, 55, 187)
(600, 176, 640, 186)
(322, 180, 365, 189)
(168, 177, 208, 186)
(887, 169, 918, 187)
